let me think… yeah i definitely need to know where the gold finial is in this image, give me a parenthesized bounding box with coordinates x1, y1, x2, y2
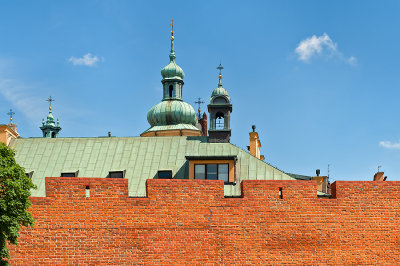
(46, 96, 55, 111)
(170, 19, 174, 34)
(217, 63, 224, 80)
(170, 19, 174, 40)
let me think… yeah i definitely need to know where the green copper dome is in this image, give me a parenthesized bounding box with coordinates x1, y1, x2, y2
(142, 27, 201, 136)
(210, 77, 231, 103)
(44, 111, 55, 126)
(40, 107, 61, 138)
(161, 54, 185, 80)
(161, 36, 184, 80)
(147, 100, 197, 127)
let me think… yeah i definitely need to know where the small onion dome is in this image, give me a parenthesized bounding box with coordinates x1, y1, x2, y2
(45, 111, 56, 126)
(161, 54, 185, 80)
(210, 78, 230, 103)
(147, 100, 197, 127)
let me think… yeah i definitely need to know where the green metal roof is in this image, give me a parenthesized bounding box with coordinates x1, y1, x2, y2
(286, 172, 312, 180)
(12, 136, 295, 197)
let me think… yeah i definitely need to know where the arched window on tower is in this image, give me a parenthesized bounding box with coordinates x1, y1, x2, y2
(216, 112, 225, 129)
(169, 85, 173, 98)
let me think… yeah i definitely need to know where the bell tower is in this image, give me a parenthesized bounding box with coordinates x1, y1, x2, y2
(40, 96, 61, 138)
(208, 64, 232, 143)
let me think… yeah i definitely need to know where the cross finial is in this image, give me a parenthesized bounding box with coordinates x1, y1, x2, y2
(46, 96, 55, 111)
(217, 63, 224, 87)
(217, 63, 224, 77)
(7, 109, 15, 123)
(170, 19, 174, 38)
(194, 97, 205, 117)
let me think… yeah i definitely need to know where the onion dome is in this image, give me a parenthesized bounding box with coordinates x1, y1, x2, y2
(141, 20, 201, 137)
(147, 100, 197, 127)
(160, 27, 185, 80)
(161, 49, 185, 80)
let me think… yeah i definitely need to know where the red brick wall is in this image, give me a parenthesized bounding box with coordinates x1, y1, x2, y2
(8, 177, 400, 265)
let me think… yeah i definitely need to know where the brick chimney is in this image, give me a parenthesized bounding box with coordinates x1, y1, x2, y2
(249, 125, 264, 160)
(198, 112, 207, 136)
(373, 172, 387, 181)
(311, 169, 331, 194)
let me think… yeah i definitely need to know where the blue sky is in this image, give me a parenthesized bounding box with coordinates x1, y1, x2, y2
(1, 1, 399, 181)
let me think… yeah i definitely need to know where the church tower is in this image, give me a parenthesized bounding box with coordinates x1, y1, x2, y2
(40, 96, 61, 138)
(141, 20, 201, 137)
(208, 64, 232, 143)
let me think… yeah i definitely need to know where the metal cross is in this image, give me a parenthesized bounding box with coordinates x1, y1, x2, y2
(194, 97, 204, 116)
(170, 19, 174, 36)
(217, 63, 224, 76)
(46, 96, 55, 109)
(7, 109, 15, 123)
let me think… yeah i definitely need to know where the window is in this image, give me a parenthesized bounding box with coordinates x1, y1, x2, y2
(216, 112, 225, 129)
(194, 163, 229, 183)
(61, 172, 76, 177)
(169, 85, 173, 97)
(218, 164, 229, 183)
(194, 165, 205, 179)
(158, 170, 172, 179)
(186, 155, 237, 184)
(51, 132, 56, 138)
(109, 171, 124, 178)
(61, 170, 79, 177)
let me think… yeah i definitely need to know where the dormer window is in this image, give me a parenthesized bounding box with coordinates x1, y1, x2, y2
(61, 170, 79, 177)
(158, 170, 173, 179)
(186, 155, 237, 184)
(109, 171, 125, 178)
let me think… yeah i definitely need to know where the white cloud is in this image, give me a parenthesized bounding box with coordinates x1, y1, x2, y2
(68, 53, 102, 67)
(347, 56, 357, 66)
(0, 78, 43, 123)
(295, 33, 356, 65)
(379, 140, 400, 149)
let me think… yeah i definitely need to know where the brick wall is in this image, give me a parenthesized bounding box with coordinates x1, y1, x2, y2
(8, 177, 400, 265)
